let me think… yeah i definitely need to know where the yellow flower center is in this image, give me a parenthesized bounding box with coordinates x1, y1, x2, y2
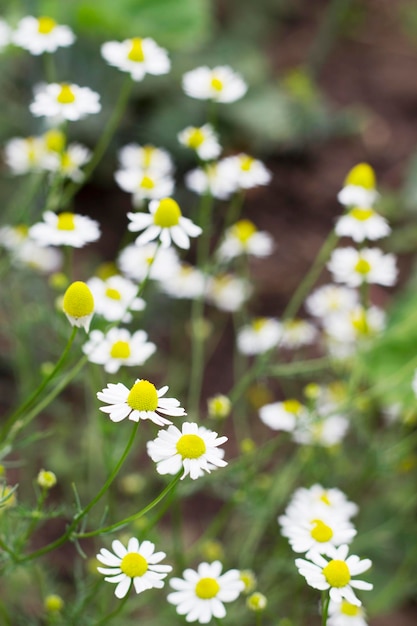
(127, 380, 158, 412)
(57, 84, 76, 104)
(15, 224, 29, 238)
(320, 492, 331, 506)
(354, 258, 371, 276)
(44, 129, 66, 153)
(351, 310, 369, 335)
(210, 76, 223, 92)
(322, 560, 351, 588)
(176, 434, 206, 459)
(282, 399, 302, 415)
(240, 156, 255, 172)
(57, 212, 76, 231)
(344, 163, 376, 190)
(153, 198, 181, 228)
(26, 137, 38, 163)
(232, 219, 257, 243)
(120, 552, 148, 578)
(60, 152, 74, 170)
(349, 207, 375, 221)
(252, 318, 267, 332)
(142, 145, 155, 168)
(37, 16, 57, 34)
(110, 340, 131, 359)
(140, 175, 155, 189)
(187, 128, 205, 149)
(310, 519, 333, 542)
(127, 37, 145, 62)
(105, 287, 122, 300)
(341, 600, 360, 616)
(63, 281, 94, 318)
(195, 577, 220, 599)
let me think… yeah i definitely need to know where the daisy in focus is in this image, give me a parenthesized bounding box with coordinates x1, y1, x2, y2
(217, 219, 274, 261)
(101, 36, 170, 81)
(146, 422, 227, 480)
(178, 124, 221, 161)
(328, 599, 368, 626)
(29, 211, 100, 248)
(167, 560, 244, 623)
(221, 154, 272, 190)
(83, 328, 155, 374)
(327, 247, 397, 287)
(97, 537, 172, 599)
(127, 197, 202, 249)
(295, 544, 373, 606)
(182, 65, 247, 102)
(237, 318, 282, 355)
(97, 378, 185, 426)
(337, 163, 379, 208)
(335, 207, 390, 242)
(12, 16, 75, 55)
(62, 281, 94, 332)
(87, 274, 145, 322)
(30, 83, 101, 122)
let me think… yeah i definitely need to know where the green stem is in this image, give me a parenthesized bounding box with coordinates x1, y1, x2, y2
(1, 327, 78, 442)
(4, 172, 45, 224)
(321, 590, 330, 626)
(95, 593, 129, 626)
(43, 52, 56, 83)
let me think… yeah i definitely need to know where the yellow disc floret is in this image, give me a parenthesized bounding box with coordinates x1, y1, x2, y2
(176, 434, 206, 459)
(127, 380, 158, 412)
(240, 156, 255, 172)
(153, 198, 181, 228)
(310, 519, 334, 542)
(105, 287, 122, 300)
(57, 84, 76, 104)
(341, 600, 360, 616)
(44, 129, 66, 153)
(140, 175, 155, 189)
(127, 38, 145, 62)
(187, 128, 205, 149)
(195, 577, 220, 599)
(120, 552, 148, 578)
(282, 399, 302, 415)
(110, 341, 131, 359)
(142, 145, 155, 168)
(232, 219, 257, 244)
(323, 560, 351, 588)
(210, 76, 223, 92)
(354, 258, 371, 276)
(57, 212, 76, 231)
(37, 16, 57, 34)
(63, 281, 94, 318)
(349, 207, 375, 221)
(344, 163, 376, 190)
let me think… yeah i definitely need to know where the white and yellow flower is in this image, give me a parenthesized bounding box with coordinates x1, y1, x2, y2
(128, 197, 202, 249)
(280, 318, 317, 349)
(335, 206, 390, 242)
(237, 318, 282, 355)
(185, 162, 238, 200)
(259, 399, 308, 432)
(147, 422, 228, 480)
(118, 242, 180, 283)
(0, 225, 62, 273)
(327, 247, 397, 287)
(306, 284, 359, 320)
(159, 262, 206, 300)
(337, 163, 379, 208)
(205, 273, 251, 312)
(12, 16, 75, 55)
(115, 167, 174, 204)
(182, 65, 247, 103)
(83, 328, 155, 374)
(178, 124, 221, 161)
(97, 378, 185, 426)
(221, 154, 272, 189)
(97, 537, 172, 599)
(101, 37, 170, 81)
(328, 598, 368, 626)
(30, 82, 101, 122)
(29, 211, 100, 248)
(62, 281, 94, 332)
(282, 485, 359, 525)
(118, 143, 173, 175)
(295, 545, 373, 606)
(279, 511, 356, 555)
(43, 143, 91, 182)
(87, 275, 145, 322)
(217, 219, 274, 260)
(4, 136, 46, 174)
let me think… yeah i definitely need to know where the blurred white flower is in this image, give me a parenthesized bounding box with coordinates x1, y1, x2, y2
(217, 219, 274, 260)
(335, 207, 390, 242)
(182, 65, 247, 102)
(13, 16, 75, 55)
(337, 163, 379, 208)
(118, 242, 180, 283)
(83, 328, 155, 373)
(30, 82, 101, 122)
(237, 318, 282, 355)
(178, 124, 221, 161)
(115, 167, 174, 204)
(29, 211, 100, 248)
(220, 154, 272, 190)
(306, 285, 359, 320)
(118, 143, 173, 175)
(101, 37, 170, 81)
(87, 274, 145, 322)
(205, 273, 251, 312)
(4, 136, 46, 175)
(185, 162, 237, 200)
(327, 247, 397, 287)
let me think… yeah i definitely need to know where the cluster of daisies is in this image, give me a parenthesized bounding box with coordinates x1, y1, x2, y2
(280, 485, 372, 625)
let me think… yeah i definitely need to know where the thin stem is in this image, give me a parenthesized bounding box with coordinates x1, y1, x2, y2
(321, 590, 330, 626)
(95, 593, 129, 626)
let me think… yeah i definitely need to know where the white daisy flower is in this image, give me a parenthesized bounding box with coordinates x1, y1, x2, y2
(83, 328, 155, 374)
(128, 198, 202, 250)
(280, 318, 317, 349)
(30, 83, 101, 122)
(259, 399, 308, 432)
(168, 561, 244, 623)
(159, 263, 206, 300)
(115, 167, 174, 204)
(118, 143, 173, 175)
(205, 273, 252, 312)
(328, 599, 368, 626)
(62, 281, 95, 332)
(0, 19, 11, 51)
(327, 247, 398, 287)
(97, 537, 172, 599)
(97, 378, 186, 427)
(286, 485, 359, 522)
(292, 414, 349, 448)
(337, 163, 379, 208)
(0, 225, 62, 273)
(118, 242, 180, 283)
(335, 207, 390, 242)
(87, 275, 145, 322)
(185, 162, 237, 200)
(182, 65, 247, 103)
(12, 16, 75, 55)
(4, 136, 46, 175)
(220, 154, 272, 190)
(295, 544, 373, 606)
(279, 511, 356, 555)
(306, 285, 359, 320)
(237, 318, 282, 355)
(217, 219, 274, 261)
(147, 422, 228, 480)
(29, 211, 100, 248)
(178, 124, 221, 161)
(43, 143, 91, 182)
(323, 305, 386, 344)
(101, 37, 170, 81)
